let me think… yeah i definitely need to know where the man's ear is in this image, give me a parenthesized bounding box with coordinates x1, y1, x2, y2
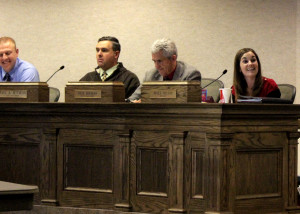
(171, 54, 177, 61)
(114, 51, 120, 59)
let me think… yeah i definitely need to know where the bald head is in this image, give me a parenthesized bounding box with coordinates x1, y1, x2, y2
(0, 37, 17, 50)
(0, 37, 19, 72)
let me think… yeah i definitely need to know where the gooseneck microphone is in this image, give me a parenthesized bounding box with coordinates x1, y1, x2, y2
(46, 65, 65, 82)
(202, 69, 227, 89)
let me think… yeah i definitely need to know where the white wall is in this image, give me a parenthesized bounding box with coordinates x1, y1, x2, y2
(1, 0, 299, 103)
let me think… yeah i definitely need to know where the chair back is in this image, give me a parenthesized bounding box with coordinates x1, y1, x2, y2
(202, 78, 224, 103)
(49, 87, 60, 102)
(278, 84, 296, 104)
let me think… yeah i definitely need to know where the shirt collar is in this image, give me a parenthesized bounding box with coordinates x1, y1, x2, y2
(164, 65, 176, 80)
(1, 58, 19, 81)
(96, 63, 119, 78)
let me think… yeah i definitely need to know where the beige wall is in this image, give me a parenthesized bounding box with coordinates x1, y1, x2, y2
(297, 0, 300, 177)
(297, 0, 300, 104)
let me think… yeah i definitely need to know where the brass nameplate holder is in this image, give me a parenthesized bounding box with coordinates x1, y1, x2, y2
(0, 90, 28, 98)
(149, 89, 177, 99)
(74, 90, 102, 99)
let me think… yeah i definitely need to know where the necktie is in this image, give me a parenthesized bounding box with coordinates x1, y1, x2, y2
(3, 73, 11, 82)
(101, 71, 107, 81)
(163, 76, 171, 81)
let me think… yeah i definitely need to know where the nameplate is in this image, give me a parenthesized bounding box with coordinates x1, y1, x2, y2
(0, 90, 28, 98)
(149, 89, 177, 99)
(74, 90, 101, 98)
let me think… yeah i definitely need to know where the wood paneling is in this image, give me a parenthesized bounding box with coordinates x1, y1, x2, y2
(0, 128, 41, 185)
(114, 132, 131, 211)
(0, 103, 299, 213)
(131, 131, 169, 213)
(64, 145, 113, 190)
(57, 129, 116, 208)
(137, 148, 168, 194)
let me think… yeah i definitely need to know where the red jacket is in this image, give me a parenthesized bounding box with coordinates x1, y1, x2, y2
(232, 77, 280, 97)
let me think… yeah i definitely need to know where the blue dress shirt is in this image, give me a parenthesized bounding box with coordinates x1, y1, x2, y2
(0, 58, 40, 82)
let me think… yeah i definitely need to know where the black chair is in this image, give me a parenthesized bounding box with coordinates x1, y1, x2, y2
(49, 87, 60, 102)
(202, 78, 224, 103)
(278, 84, 296, 104)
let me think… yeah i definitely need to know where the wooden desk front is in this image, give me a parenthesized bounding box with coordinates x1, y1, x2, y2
(0, 103, 299, 214)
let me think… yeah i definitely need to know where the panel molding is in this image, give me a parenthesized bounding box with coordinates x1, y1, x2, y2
(168, 132, 187, 213)
(114, 131, 132, 212)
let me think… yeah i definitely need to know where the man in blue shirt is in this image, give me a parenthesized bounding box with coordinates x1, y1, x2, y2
(0, 37, 39, 82)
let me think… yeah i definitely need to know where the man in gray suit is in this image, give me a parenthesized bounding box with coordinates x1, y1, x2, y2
(129, 38, 201, 102)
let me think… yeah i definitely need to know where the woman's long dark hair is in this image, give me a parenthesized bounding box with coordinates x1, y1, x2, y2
(233, 48, 263, 101)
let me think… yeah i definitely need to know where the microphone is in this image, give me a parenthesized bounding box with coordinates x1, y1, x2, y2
(202, 69, 227, 89)
(46, 65, 65, 82)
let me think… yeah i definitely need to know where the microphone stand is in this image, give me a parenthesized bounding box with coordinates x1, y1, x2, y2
(46, 66, 65, 82)
(202, 69, 227, 89)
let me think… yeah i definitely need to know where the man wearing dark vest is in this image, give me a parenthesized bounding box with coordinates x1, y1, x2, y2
(80, 36, 140, 99)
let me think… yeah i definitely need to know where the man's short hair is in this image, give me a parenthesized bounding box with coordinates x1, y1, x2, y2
(98, 36, 121, 52)
(151, 38, 177, 58)
(0, 36, 17, 49)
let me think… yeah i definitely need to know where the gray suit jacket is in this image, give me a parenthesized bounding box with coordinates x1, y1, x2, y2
(129, 61, 201, 100)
